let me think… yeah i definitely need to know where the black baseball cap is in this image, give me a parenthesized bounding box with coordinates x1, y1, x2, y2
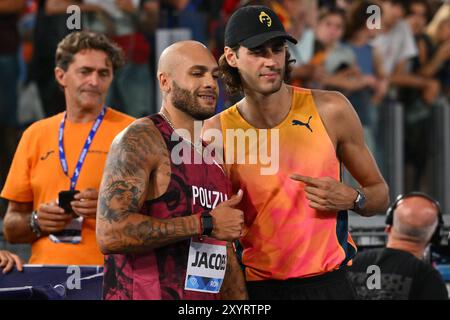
(225, 5, 297, 49)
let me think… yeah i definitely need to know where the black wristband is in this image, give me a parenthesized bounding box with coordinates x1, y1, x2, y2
(201, 211, 213, 237)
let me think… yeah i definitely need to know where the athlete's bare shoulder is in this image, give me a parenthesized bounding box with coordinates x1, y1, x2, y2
(98, 117, 170, 224)
(310, 89, 364, 150)
(310, 89, 355, 119)
(203, 113, 222, 131)
(203, 113, 223, 144)
(108, 117, 168, 177)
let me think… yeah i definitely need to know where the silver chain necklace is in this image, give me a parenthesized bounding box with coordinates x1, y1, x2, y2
(159, 112, 203, 152)
(159, 111, 225, 175)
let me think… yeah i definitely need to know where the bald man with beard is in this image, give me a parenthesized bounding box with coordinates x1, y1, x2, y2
(349, 194, 448, 300)
(96, 41, 247, 300)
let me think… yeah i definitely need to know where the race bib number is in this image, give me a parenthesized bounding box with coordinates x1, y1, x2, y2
(184, 238, 227, 294)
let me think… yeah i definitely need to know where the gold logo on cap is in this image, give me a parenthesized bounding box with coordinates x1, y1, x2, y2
(259, 11, 272, 27)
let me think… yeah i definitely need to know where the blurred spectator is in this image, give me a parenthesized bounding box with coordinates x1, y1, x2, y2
(270, 0, 292, 32)
(371, 0, 417, 77)
(285, 0, 319, 87)
(241, 0, 272, 7)
(158, 0, 230, 75)
(0, 0, 25, 125)
(372, 0, 439, 105)
(30, 0, 107, 118)
(421, 17, 450, 100)
(402, 0, 441, 192)
(207, 0, 236, 60)
(345, 0, 387, 103)
(426, 0, 450, 40)
(372, 0, 439, 192)
(313, 7, 373, 93)
(92, 0, 158, 117)
(159, 1, 210, 42)
(401, 0, 437, 104)
(344, 0, 388, 155)
(29, 0, 158, 119)
(16, 0, 44, 126)
(0, 0, 27, 215)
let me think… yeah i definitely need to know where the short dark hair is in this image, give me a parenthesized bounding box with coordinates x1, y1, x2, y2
(345, 0, 381, 41)
(318, 6, 347, 24)
(406, 0, 432, 23)
(55, 31, 125, 72)
(219, 45, 295, 96)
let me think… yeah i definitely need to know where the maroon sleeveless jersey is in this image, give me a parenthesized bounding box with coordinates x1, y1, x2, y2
(103, 114, 231, 300)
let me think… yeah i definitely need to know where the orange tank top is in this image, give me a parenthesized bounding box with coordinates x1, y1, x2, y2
(219, 87, 356, 281)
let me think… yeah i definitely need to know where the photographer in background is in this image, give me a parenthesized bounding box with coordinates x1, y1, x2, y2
(349, 192, 448, 300)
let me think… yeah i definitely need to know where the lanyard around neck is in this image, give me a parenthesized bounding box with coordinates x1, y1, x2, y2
(58, 107, 106, 190)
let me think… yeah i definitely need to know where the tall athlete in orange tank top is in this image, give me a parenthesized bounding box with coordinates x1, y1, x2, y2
(97, 41, 247, 300)
(204, 5, 389, 299)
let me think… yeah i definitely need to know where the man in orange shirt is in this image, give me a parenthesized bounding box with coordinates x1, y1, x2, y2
(1, 31, 135, 265)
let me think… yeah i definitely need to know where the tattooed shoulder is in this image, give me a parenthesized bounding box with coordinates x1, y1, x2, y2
(99, 118, 167, 223)
(105, 118, 166, 175)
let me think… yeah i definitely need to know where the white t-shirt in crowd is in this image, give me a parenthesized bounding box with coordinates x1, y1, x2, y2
(371, 20, 418, 75)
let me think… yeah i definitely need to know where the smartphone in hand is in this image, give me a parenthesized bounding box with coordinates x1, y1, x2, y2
(58, 190, 80, 214)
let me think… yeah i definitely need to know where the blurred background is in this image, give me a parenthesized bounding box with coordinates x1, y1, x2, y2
(0, 0, 449, 268)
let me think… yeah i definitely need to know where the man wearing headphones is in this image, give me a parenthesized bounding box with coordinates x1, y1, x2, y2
(348, 192, 448, 299)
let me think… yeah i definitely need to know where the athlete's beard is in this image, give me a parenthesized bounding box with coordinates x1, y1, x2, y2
(264, 65, 285, 94)
(171, 81, 216, 121)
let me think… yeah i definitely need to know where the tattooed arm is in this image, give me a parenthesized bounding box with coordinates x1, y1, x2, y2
(97, 118, 244, 254)
(96, 118, 201, 254)
(220, 243, 248, 300)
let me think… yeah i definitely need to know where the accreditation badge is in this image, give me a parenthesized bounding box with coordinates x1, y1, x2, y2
(184, 238, 227, 294)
